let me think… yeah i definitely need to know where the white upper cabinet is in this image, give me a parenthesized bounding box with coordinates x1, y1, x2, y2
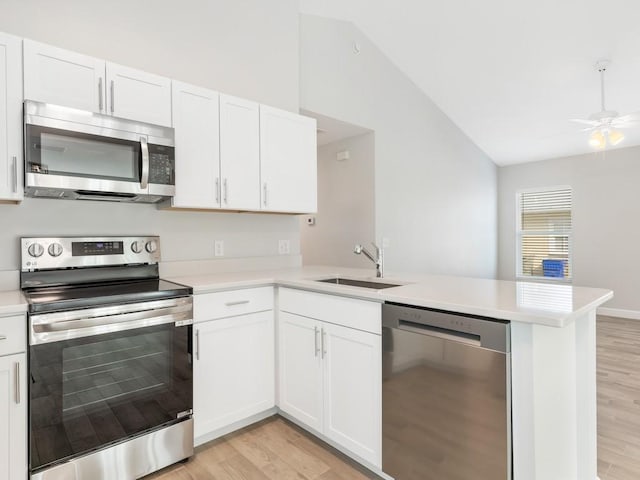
(23, 39, 105, 113)
(0, 32, 23, 201)
(219, 94, 261, 210)
(171, 81, 220, 209)
(260, 105, 317, 213)
(23, 40, 172, 126)
(106, 62, 172, 126)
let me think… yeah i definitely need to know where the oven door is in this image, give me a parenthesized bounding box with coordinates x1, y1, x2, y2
(28, 297, 193, 474)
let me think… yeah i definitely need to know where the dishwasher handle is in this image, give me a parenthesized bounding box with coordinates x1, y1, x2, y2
(397, 319, 481, 347)
(383, 303, 510, 353)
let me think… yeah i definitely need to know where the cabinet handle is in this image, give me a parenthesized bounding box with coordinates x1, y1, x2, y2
(195, 329, 200, 361)
(223, 178, 228, 205)
(98, 77, 104, 111)
(321, 328, 327, 359)
(0, 335, 6, 341)
(314, 326, 320, 357)
(215, 177, 220, 204)
(14, 362, 20, 404)
(225, 300, 249, 307)
(11, 156, 18, 193)
(110, 80, 115, 113)
(263, 183, 268, 207)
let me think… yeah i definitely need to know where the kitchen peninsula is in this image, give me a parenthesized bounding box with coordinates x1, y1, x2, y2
(166, 265, 612, 480)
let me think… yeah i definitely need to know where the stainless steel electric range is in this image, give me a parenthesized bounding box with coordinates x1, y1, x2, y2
(20, 236, 194, 480)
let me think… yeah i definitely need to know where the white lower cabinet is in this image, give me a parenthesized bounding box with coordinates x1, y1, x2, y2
(278, 288, 382, 467)
(0, 314, 27, 480)
(193, 287, 275, 441)
(278, 312, 323, 431)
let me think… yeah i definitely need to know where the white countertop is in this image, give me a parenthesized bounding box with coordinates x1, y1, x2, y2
(0, 290, 27, 317)
(168, 266, 613, 328)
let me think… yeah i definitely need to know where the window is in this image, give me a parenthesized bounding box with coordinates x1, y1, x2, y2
(517, 186, 572, 280)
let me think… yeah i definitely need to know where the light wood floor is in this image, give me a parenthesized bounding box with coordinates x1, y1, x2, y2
(145, 417, 377, 480)
(597, 315, 640, 480)
(146, 314, 640, 480)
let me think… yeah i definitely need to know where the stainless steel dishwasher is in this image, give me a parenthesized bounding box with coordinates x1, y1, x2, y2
(382, 303, 511, 480)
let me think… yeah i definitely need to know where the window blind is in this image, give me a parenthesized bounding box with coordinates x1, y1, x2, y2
(517, 187, 572, 279)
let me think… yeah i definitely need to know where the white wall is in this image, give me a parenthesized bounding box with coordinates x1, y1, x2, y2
(0, 0, 301, 273)
(300, 15, 498, 279)
(300, 132, 375, 268)
(498, 145, 640, 313)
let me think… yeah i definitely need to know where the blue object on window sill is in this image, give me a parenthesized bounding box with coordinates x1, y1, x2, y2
(542, 259, 566, 278)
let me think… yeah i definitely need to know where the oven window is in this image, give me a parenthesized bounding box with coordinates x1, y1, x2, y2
(29, 323, 192, 473)
(26, 125, 141, 183)
(62, 330, 171, 412)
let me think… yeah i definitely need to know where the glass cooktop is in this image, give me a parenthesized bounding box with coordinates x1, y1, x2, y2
(23, 279, 192, 314)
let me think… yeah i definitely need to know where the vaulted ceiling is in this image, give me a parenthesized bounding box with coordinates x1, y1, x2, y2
(299, 0, 640, 165)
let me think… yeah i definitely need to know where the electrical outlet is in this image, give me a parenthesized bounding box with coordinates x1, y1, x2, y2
(214, 240, 224, 257)
(278, 239, 290, 255)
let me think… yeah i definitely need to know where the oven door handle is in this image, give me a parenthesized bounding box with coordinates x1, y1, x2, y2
(31, 302, 192, 345)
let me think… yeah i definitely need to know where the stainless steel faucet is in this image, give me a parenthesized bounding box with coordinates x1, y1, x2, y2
(354, 242, 384, 278)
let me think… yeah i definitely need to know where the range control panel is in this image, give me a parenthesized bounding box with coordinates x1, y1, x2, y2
(21, 236, 161, 271)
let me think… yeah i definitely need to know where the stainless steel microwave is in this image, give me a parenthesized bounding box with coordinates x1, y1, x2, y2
(24, 100, 175, 203)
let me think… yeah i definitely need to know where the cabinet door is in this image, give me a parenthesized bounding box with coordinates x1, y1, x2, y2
(23, 39, 105, 113)
(259, 106, 317, 213)
(322, 322, 381, 467)
(106, 62, 172, 126)
(0, 32, 23, 201)
(0, 353, 27, 480)
(219, 94, 260, 210)
(278, 312, 323, 431)
(171, 81, 220, 209)
(194, 311, 274, 438)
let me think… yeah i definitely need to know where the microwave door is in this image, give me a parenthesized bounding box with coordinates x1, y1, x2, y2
(25, 124, 149, 196)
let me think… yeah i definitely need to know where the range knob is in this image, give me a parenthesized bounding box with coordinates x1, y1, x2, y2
(131, 241, 144, 254)
(28, 243, 44, 258)
(48, 243, 63, 257)
(145, 240, 158, 253)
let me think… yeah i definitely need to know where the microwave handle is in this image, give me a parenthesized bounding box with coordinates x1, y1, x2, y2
(140, 136, 149, 189)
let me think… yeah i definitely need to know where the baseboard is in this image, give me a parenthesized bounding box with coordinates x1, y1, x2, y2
(597, 307, 640, 320)
(194, 407, 277, 446)
(278, 411, 388, 480)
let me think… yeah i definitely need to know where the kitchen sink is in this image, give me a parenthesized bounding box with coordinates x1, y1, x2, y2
(315, 277, 402, 289)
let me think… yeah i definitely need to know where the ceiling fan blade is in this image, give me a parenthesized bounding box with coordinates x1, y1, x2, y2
(616, 112, 640, 123)
(569, 118, 599, 126)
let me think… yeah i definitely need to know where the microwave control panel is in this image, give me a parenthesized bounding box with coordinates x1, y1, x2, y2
(148, 144, 175, 185)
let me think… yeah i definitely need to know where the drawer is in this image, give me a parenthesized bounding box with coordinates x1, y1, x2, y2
(278, 288, 381, 335)
(194, 286, 274, 322)
(0, 314, 27, 356)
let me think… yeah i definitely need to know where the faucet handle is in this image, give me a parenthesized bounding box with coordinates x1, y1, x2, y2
(354, 244, 363, 254)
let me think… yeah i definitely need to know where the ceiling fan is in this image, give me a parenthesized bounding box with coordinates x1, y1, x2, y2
(571, 60, 639, 149)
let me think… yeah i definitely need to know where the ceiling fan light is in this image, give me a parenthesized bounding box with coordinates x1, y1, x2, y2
(608, 129, 624, 146)
(589, 130, 606, 149)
